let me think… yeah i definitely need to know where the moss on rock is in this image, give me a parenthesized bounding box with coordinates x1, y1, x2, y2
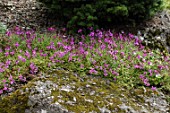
(0, 69, 169, 113)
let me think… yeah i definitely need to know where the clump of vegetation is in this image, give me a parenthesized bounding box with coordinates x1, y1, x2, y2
(38, 0, 163, 33)
(163, 0, 170, 9)
(0, 22, 7, 34)
(0, 26, 170, 95)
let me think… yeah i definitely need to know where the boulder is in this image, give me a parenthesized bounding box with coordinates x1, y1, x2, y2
(0, 69, 169, 113)
(139, 10, 170, 53)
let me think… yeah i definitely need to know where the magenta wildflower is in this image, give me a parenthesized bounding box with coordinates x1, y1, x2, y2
(128, 33, 134, 38)
(108, 30, 113, 37)
(2, 79, 6, 83)
(112, 70, 119, 76)
(0, 90, 3, 94)
(143, 71, 147, 75)
(154, 70, 159, 74)
(18, 75, 26, 82)
(134, 65, 140, 69)
(58, 52, 66, 58)
(4, 52, 9, 57)
(3, 85, 8, 91)
(27, 44, 32, 49)
(47, 27, 55, 32)
(120, 52, 125, 57)
(139, 74, 145, 79)
(6, 31, 11, 37)
(113, 56, 118, 60)
(25, 51, 31, 58)
(148, 61, 152, 65)
(148, 69, 152, 76)
(158, 65, 164, 70)
(32, 50, 36, 57)
(5, 46, 11, 51)
(89, 68, 98, 74)
(100, 44, 106, 50)
(137, 55, 141, 59)
(89, 31, 95, 37)
(15, 42, 19, 47)
(18, 55, 26, 62)
(6, 60, 11, 66)
(151, 86, 157, 91)
(78, 29, 82, 33)
(10, 51, 15, 55)
(15, 60, 19, 65)
(80, 64, 84, 68)
(103, 69, 108, 76)
(29, 63, 38, 74)
(143, 78, 150, 86)
(97, 31, 103, 38)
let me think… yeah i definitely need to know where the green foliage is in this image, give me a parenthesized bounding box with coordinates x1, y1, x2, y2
(0, 22, 7, 34)
(39, 0, 162, 33)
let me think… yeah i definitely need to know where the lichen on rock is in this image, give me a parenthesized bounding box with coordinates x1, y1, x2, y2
(0, 69, 169, 113)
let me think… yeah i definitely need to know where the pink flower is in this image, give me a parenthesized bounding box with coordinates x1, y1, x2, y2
(4, 52, 9, 57)
(10, 80, 15, 85)
(134, 65, 140, 69)
(18, 75, 26, 82)
(0, 90, 3, 94)
(15, 60, 19, 65)
(25, 51, 31, 58)
(137, 55, 141, 59)
(103, 69, 108, 76)
(80, 64, 84, 68)
(0, 49, 2, 53)
(128, 33, 134, 38)
(58, 52, 65, 58)
(151, 86, 157, 91)
(6, 60, 11, 65)
(29, 63, 38, 74)
(108, 30, 113, 37)
(6, 31, 11, 37)
(18, 55, 26, 62)
(15, 42, 19, 47)
(47, 27, 55, 32)
(2, 79, 6, 83)
(158, 65, 164, 70)
(78, 29, 82, 33)
(89, 68, 98, 74)
(120, 52, 125, 56)
(148, 69, 152, 76)
(3, 86, 8, 91)
(10, 51, 15, 55)
(89, 31, 95, 37)
(139, 74, 145, 79)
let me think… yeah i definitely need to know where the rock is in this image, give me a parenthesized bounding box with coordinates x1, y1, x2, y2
(0, 70, 169, 113)
(138, 10, 170, 53)
(0, 0, 60, 32)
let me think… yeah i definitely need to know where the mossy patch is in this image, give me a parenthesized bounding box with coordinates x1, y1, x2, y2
(47, 70, 163, 112)
(0, 69, 168, 113)
(0, 80, 36, 113)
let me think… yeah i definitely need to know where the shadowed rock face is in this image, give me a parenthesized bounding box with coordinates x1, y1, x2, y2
(0, 69, 169, 113)
(138, 10, 170, 53)
(0, 0, 63, 32)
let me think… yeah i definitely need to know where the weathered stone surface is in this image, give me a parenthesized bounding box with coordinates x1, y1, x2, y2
(138, 10, 170, 53)
(0, 70, 169, 113)
(0, 0, 60, 32)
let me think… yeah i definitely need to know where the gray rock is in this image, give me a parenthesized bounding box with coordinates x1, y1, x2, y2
(138, 10, 170, 53)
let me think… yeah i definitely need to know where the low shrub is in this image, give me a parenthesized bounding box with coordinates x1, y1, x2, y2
(38, 0, 163, 33)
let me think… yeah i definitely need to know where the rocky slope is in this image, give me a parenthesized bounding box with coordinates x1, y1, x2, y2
(0, 69, 169, 113)
(0, 0, 62, 31)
